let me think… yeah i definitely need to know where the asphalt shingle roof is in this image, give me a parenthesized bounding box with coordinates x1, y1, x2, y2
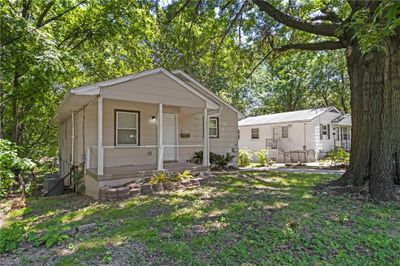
(239, 107, 335, 126)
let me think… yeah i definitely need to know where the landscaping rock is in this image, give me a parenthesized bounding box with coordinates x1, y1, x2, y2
(78, 223, 96, 233)
(181, 180, 192, 187)
(129, 188, 140, 197)
(163, 182, 175, 191)
(107, 193, 120, 200)
(198, 177, 208, 185)
(117, 186, 129, 194)
(191, 178, 201, 186)
(119, 191, 130, 200)
(98, 193, 108, 202)
(141, 184, 153, 195)
(105, 187, 119, 195)
(152, 183, 164, 192)
(127, 182, 140, 189)
(62, 227, 77, 236)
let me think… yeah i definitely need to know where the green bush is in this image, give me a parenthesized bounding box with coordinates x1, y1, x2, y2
(254, 149, 268, 166)
(238, 147, 252, 167)
(323, 146, 350, 168)
(191, 151, 235, 170)
(0, 139, 36, 197)
(0, 223, 25, 253)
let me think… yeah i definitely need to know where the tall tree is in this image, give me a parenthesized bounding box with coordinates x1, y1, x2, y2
(251, 0, 400, 200)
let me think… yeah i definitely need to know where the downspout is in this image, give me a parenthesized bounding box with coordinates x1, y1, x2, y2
(82, 106, 86, 174)
(304, 122, 308, 162)
(71, 111, 75, 166)
(207, 108, 222, 164)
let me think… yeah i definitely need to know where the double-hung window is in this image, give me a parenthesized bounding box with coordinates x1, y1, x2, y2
(115, 110, 139, 145)
(209, 117, 219, 138)
(251, 128, 259, 139)
(282, 126, 289, 139)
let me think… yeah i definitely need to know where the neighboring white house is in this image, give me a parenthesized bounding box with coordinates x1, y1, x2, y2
(238, 107, 352, 163)
(55, 67, 243, 199)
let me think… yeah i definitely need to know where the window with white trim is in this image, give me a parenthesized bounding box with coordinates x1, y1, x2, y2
(209, 117, 219, 138)
(116, 111, 139, 145)
(282, 126, 289, 139)
(251, 128, 259, 139)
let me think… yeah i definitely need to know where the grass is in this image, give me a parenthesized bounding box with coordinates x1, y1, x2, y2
(1, 172, 400, 265)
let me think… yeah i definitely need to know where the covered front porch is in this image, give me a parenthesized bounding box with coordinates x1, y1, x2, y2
(76, 68, 220, 182)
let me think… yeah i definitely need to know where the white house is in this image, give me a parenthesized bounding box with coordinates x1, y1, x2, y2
(55, 67, 243, 199)
(238, 107, 351, 163)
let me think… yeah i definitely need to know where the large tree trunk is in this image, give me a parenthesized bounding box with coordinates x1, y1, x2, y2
(334, 38, 400, 201)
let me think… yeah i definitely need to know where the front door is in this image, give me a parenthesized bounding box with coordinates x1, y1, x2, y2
(163, 113, 177, 161)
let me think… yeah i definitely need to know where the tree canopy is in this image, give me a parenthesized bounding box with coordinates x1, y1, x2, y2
(2, 0, 398, 200)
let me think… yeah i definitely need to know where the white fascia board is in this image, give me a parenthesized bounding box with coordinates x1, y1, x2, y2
(238, 119, 313, 127)
(69, 67, 218, 109)
(70, 68, 167, 95)
(172, 70, 244, 118)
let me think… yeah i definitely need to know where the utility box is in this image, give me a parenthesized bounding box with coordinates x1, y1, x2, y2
(44, 174, 64, 196)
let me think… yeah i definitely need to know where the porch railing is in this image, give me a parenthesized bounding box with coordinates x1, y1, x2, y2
(265, 138, 281, 150)
(334, 139, 351, 151)
(86, 144, 205, 172)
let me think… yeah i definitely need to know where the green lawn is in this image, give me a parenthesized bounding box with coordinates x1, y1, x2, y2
(1, 172, 400, 265)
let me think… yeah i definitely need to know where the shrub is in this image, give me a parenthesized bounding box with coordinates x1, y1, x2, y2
(238, 147, 252, 167)
(210, 152, 235, 170)
(0, 223, 25, 253)
(149, 172, 167, 184)
(0, 139, 36, 198)
(323, 146, 350, 168)
(191, 151, 235, 170)
(255, 149, 268, 166)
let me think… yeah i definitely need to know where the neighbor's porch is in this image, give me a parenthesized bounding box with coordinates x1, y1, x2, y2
(334, 126, 351, 151)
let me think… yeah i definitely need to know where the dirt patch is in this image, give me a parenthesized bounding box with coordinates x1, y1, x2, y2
(314, 183, 400, 202)
(0, 238, 176, 266)
(89, 240, 177, 266)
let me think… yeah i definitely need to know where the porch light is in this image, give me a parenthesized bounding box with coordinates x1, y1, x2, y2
(151, 116, 156, 120)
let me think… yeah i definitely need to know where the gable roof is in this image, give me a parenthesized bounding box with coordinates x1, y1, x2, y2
(55, 67, 223, 123)
(172, 70, 244, 119)
(239, 107, 340, 126)
(332, 114, 351, 126)
(70, 67, 218, 108)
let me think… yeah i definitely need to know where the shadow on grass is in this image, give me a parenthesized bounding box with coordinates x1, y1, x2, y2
(3, 171, 400, 265)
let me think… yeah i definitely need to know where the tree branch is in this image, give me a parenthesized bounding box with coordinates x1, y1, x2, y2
(214, 0, 247, 54)
(276, 41, 345, 52)
(167, 0, 192, 24)
(36, 1, 55, 27)
(246, 41, 344, 78)
(253, 0, 340, 37)
(3, 0, 87, 46)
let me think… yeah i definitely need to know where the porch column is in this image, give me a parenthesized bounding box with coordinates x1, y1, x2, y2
(97, 95, 104, 176)
(157, 103, 164, 170)
(203, 107, 210, 167)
